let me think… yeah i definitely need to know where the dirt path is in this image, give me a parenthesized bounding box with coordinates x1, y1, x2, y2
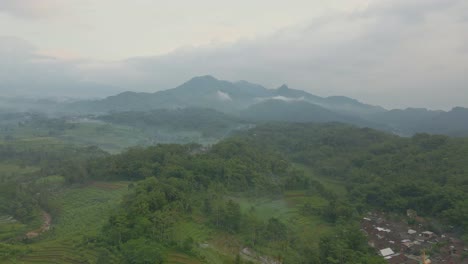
(26, 211, 52, 239)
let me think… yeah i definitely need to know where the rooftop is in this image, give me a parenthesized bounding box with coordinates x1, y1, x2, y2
(380, 248, 395, 257)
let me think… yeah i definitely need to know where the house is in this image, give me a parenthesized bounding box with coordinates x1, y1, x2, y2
(450, 245, 457, 255)
(387, 254, 419, 264)
(408, 229, 417, 235)
(380, 248, 395, 257)
(376, 227, 391, 233)
(422, 231, 434, 239)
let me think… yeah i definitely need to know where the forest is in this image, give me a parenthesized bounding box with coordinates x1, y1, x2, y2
(0, 123, 467, 263)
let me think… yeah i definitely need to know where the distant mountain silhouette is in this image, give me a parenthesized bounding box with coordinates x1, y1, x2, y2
(66, 75, 384, 116)
(24, 75, 468, 137)
(371, 107, 468, 136)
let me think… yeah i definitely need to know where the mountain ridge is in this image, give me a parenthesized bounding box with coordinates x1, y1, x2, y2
(67, 75, 384, 116)
(3, 75, 467, 137)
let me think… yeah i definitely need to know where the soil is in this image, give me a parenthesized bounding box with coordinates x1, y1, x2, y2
(26, 211, 52, 239)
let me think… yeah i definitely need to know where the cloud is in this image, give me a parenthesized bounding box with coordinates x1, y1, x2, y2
(256, 96, 305, 103)
(0, 36, 119, 98)
(1, 0, 467, 109)
(216, 91, 232, 101)
(91, 0, 466, 109)
(0, 0, 62, 19)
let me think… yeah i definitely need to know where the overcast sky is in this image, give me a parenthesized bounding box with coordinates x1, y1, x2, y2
(0, 0, 467, 109)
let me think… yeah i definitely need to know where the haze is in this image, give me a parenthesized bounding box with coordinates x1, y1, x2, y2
(1, 0, 467, 110)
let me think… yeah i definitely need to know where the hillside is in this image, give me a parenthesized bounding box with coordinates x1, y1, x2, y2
(65, 76, 384, 117)
(61, 75, 468, 136)
(370, 107, 468, 136)
(2, 75, 468, 136)
(99, 108, 249, 138)
(1, 123, 468, 263)
(239, 99, 382, 130)
(0, 109, 247, 153)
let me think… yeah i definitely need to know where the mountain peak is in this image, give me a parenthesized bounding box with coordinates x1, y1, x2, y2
(278, 84, 289, 90)
(451, 106, 468, 112)
(191, 75, 218, 81)
(176, 75, 224, 91)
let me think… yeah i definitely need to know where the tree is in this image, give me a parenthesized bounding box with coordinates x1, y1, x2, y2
(121, 238, 164, 264)
(225, 200, 241, 233)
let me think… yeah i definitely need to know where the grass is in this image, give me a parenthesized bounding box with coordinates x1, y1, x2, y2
(49, 182, 129, 239)
(234, 197, 294, 222)
(167, 251, 202, 264)
(34, 175, 65, 186)
(230, 188, 334, 259)
(0, 162, 42, 241)
(284, 190, 329, 207)
(1, 181, 129, 264)
(60, 123, 151, 153)
(0, 163, 39, 182)
(1, 121, 221, 154)
(1, 161, 343, 263)
(0, 163, 38, 175)
(173, 222, 211, 243)
(0, 219, 28, 241)
(171, 219, 237, 264)
(292, 163, 348, 197)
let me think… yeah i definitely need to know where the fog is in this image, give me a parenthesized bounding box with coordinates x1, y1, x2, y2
(0, 0, 467, 109)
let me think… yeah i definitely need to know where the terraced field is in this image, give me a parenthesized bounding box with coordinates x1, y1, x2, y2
(0, 162, 39, 182)
(15, 241, 112, 264)
(167, 252, 202, 264)
(1, 163, 341, 263)
(0, 215, 29, 241)
(0, 215, 16, 224)
(2, 182, 129, 264)
(50, 182, 129, 239)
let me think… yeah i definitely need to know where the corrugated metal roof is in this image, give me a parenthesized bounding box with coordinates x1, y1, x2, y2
(380, 248, 395, 257)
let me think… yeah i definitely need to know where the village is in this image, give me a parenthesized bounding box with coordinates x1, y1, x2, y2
(361, 211, 468, 264)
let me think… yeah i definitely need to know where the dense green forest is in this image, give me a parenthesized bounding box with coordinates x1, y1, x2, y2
(0, 122, 467, 263)
(232, 123, 468, 237)
(87, 138, 384, 263)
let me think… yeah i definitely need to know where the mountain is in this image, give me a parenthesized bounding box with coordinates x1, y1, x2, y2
(65, 76, 385, 118)
(414, 107, 468, 136)
(4, 75, 466, 137)
(241, 99, 347, 123)
(66, 76, 275, 113)
(272, 85, 386, 117)
(240, 99, 385, 129)
(369, 108, 440, 135)
(369, 107, 468, 136)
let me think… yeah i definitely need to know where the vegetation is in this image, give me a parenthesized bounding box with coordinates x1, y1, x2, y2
(1, 122, 467, 263)
(99, 108, 248, 138)
(234, 123, 468, 239)
(0, 109, 250, 153)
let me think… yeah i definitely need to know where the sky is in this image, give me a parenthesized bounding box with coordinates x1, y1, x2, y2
(0, 0, 467, 109)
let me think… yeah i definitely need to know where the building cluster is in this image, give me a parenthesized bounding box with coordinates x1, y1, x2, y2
(361, 212, 468, 264)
